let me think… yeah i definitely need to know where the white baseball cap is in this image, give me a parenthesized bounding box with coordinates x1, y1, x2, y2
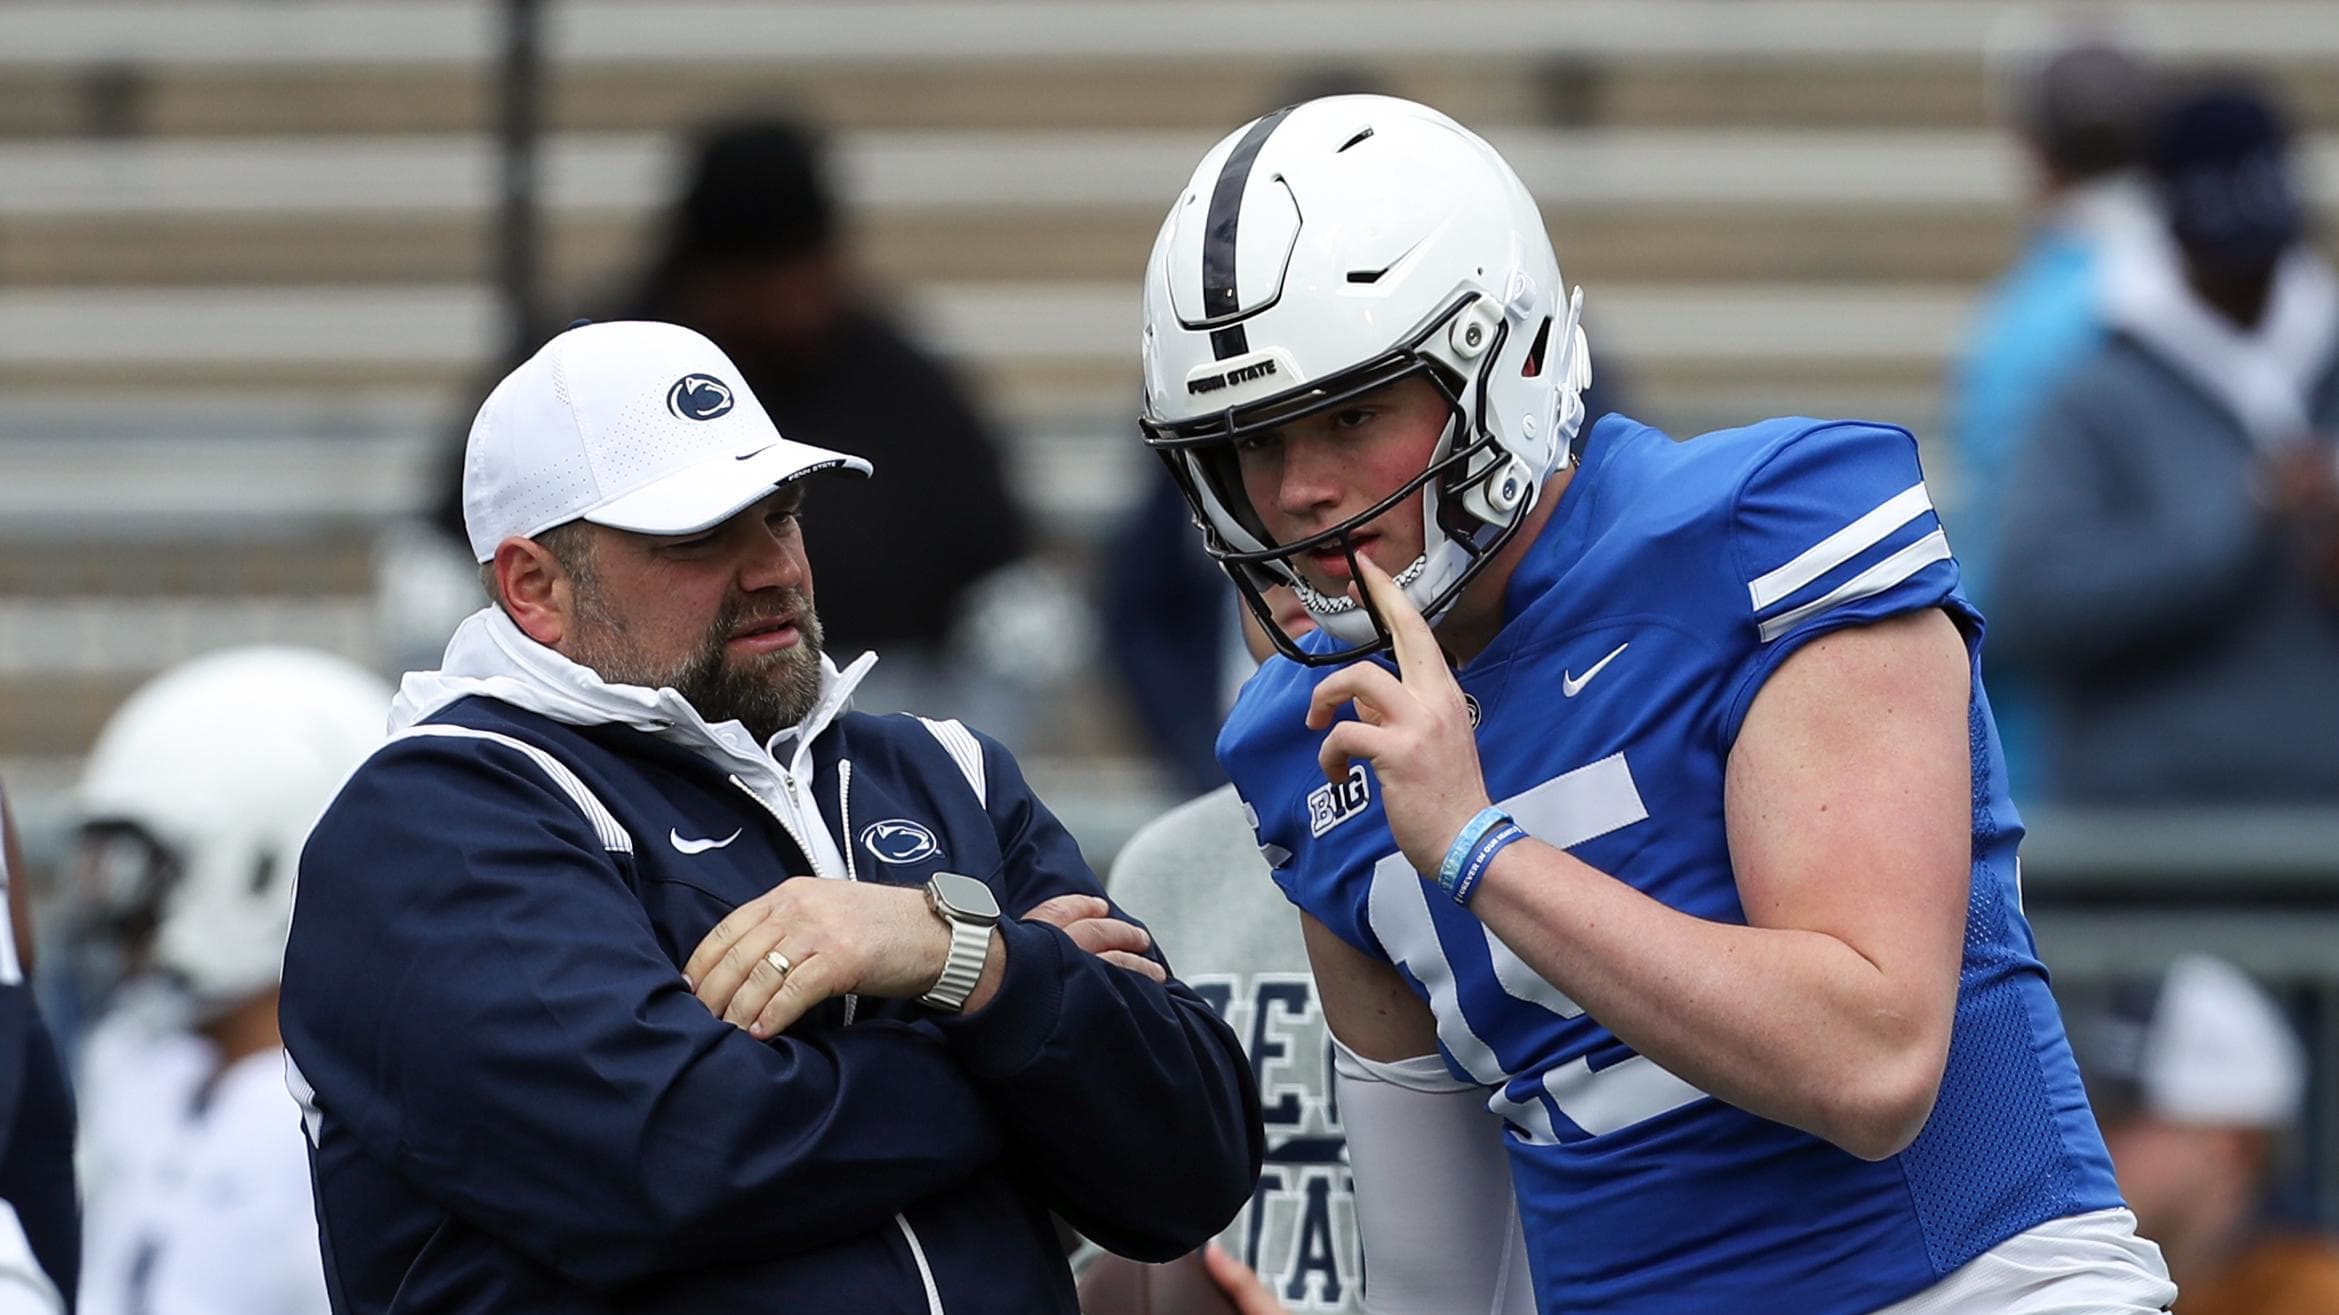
(2082, 953, 2307, 1129)
(461, 320, 872, 562)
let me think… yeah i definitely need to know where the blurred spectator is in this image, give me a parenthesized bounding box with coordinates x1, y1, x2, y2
(1947, 34, 2160, 800)
(414, 112, 1074, 743)
(1097, 473, 1249, 797)
(0, 783, 77, 1315)
(2074, 955, 2339, 1315)
(620, 113, 1072, 742)
(71, 649, 389, 1315)
(1990, 82, 2339, 803)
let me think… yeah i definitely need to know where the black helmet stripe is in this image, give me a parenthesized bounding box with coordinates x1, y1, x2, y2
(1202, 104, 1296, 360)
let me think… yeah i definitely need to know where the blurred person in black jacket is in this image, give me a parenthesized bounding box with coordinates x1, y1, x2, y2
(621, 114, 1057, 741)
(421, 114, 1062, 742)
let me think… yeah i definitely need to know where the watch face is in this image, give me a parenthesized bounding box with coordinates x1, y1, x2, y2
(930, 872, 1001, 922)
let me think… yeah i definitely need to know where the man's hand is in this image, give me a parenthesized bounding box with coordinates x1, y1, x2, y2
(1305, 555, 1492, 877)
(1023, 893, 1166, 983)
(1202, 1245, 1290, 1315)
(685, 878, 961, 1038)
(2263, 442, 2339, 605)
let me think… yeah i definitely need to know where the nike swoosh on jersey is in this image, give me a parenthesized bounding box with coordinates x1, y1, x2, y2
(669, 828, 744, 854)
(1561, 642, 1630, 698)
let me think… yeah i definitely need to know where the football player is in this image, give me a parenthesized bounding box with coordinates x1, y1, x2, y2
(73, 648, 388, 1315)
(1139, 95, 2175, 1314)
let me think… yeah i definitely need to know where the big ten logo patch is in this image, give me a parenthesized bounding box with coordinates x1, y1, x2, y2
(1188, 972, 1359, 1310)
(1306, 764, 1371, 839)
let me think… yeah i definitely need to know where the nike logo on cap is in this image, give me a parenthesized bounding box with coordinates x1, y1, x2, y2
(1562, 642, 1630, 698)
(734, 443, 775, 461)
(670, 828, 743, 854)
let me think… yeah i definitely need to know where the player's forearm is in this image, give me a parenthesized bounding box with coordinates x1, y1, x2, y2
(1467, 841, 1948, 1160)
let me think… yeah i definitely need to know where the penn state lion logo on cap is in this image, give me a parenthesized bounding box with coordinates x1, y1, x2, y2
(666, 374, 735, 421)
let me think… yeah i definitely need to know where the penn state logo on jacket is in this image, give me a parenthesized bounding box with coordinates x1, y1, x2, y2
(860, 819, 941, 865)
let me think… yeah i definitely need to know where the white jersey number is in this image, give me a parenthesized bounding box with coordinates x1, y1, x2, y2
(1363, 753, 1709, 1145)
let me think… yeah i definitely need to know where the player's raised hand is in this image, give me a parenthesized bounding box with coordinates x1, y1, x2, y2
(1305, 554, 1491, 876)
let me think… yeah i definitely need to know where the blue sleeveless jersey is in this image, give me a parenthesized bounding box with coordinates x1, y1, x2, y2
(1220, 414, 2121, 1314)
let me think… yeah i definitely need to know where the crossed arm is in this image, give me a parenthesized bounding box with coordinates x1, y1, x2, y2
(681, 749, 1262, 1263)
(290, 741, 1256, 1285)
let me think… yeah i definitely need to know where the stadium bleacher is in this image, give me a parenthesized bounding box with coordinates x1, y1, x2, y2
(5, 0, 2339, 851)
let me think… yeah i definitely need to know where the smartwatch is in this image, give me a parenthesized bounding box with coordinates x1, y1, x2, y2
(919, 872, 1002, 1012)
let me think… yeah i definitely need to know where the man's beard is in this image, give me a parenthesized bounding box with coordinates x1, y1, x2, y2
(570, 587, 828, 744)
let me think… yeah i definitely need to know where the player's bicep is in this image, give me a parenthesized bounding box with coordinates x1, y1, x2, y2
(1725, 609, 1969, 1004)
(1300, 909, 1439, 1062)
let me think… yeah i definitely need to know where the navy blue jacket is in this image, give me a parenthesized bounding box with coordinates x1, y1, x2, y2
(283, 695, 1260, 1314)
(0, 982, 77, 1310)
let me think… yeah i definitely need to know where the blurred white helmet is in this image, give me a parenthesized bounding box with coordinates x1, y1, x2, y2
(1139, 95, 1590, 663)
(74, 647, 390, 1012)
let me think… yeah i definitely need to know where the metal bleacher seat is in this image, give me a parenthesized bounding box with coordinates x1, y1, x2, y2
(5, 0, 2339, 853)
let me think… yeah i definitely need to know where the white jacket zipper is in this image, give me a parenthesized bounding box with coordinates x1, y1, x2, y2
(727, 765, 863, 1027)
(727, 774, 825, 875)
(894, 1214, 944, 1315)
(837, 758, 859, 1028)
(838, 759, 859, 885)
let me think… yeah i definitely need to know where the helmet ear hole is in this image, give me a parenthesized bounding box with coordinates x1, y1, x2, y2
(1521, 316, 1554, 378)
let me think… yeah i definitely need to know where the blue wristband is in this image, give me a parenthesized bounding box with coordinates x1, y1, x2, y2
(1437, 807, 1512, 896)
(1448, 822, 1526, 907)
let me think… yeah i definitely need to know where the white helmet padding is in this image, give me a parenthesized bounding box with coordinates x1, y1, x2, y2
(1140, 95, 1590, 664)
(73, 646, 391, 1011)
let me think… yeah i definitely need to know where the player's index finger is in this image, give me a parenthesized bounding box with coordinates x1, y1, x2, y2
(1355, 555, 1441, 679)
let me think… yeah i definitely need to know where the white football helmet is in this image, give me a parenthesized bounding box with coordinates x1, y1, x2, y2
(73, 647, 390, 1012)
(1140, 95, 1591, 664)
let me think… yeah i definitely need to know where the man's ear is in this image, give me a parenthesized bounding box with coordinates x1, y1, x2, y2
(492, 536, 571, 647)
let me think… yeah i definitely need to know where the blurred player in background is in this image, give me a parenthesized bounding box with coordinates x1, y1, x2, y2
(1140, 94, 2174, 1313)
(70, 648, 389, 1315)
(0, 782, 77, 1315)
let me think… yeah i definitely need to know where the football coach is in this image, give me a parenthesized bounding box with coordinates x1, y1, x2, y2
(282, 320, 1261, 1314)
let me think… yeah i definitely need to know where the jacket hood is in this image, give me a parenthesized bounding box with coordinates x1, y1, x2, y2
(2101, 238, 2339, 447)
(392, 606, 876, 782)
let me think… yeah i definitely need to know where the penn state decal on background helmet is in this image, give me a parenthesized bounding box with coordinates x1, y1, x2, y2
(1139, 95, 1591, 664)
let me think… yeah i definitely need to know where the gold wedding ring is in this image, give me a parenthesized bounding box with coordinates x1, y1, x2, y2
(764, 949, 793, 980)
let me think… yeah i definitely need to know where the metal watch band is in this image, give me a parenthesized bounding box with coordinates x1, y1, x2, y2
(920, 914, 990, 1012)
